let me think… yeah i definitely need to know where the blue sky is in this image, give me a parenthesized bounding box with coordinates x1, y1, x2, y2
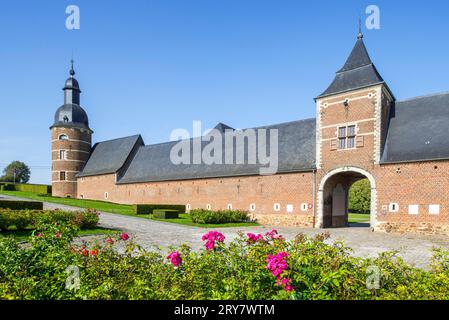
(0, 0, 448, 184)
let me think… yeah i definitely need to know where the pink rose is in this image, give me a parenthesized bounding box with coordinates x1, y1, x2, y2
(167, 251, 182, 267)
(120, 233, 129, 241)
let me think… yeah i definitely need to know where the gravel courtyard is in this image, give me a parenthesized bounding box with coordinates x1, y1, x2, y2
(2, 194, 449, 268)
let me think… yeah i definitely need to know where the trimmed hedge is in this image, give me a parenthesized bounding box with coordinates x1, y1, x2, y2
(133, 204, 186, 214)
(190, 209, 249, 224)
(0, 200, 43, 210)
(0, 209, 99, 231)
(0, 183, 51, 194)
(153, 209, 179, 219)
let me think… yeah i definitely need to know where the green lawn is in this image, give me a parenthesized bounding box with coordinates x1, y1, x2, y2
(0, 190, 135, 215)
(348, 213, 370, 224)
(0, 227, 119, 242)
(151, 213, 259, 228)
(0, 190, 259, 228)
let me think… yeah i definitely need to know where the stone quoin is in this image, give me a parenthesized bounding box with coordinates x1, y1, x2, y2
(50, 31, 449, 235)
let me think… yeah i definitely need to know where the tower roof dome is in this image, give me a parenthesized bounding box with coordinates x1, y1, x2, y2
(50, 60, 92, 132)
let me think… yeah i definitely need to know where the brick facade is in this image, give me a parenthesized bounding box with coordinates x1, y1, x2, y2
(53, 36, 449, 236)
(51, 127, 91, 198)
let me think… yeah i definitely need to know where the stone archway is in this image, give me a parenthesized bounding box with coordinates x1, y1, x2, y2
(315, 167, 377, 230)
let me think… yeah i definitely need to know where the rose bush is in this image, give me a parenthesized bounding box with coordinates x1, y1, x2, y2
(1, 223, 449, 300)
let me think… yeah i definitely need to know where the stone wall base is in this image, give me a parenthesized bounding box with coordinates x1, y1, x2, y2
(377, 221, 449, 237)
(251, 214, 314, 228)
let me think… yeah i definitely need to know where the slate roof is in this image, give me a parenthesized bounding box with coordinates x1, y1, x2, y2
(380, 92, 449, 163)
(51, 103, 91, 130)
(317, 37, 385, 99)
(116, 119, 316, 184)
(77, 135, 144, 177)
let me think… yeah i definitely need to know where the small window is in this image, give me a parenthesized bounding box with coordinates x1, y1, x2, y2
(286, 204, 294, 213)
(206, 204, 211, 210)
(389, 203, 399, 213)
(63, 116, 69, 123)
(186, 204, 191, 212)
(408, 205, 419, 215)
(301, 203, 308, 211)
(80, 194, 84, 199)
(429, 205, 440, 215)
(59, 171, 66, 181)
(249, 203, 256, 211)
(59, 134, 68, 140)
(273, 203, 281, 212)
(104, 192, 109, 200)
(59, 150, 67, 160)
(338, 125, 356, 150)
(227, 203, 233, 210)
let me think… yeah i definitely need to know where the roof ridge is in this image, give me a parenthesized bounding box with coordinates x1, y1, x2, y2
(95, 134, 141, 144)
(396, 90, 449, 103)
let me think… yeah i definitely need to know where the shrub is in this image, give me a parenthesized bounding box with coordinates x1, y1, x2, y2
(0, 209, 99, 231)
(153, 209, 179, 219)
(133, 204, 186, 214)
(1, 228, 449, 300)
(190, 209, 249, 224)
(14, 183, 52, 194)
(0, 200, 43, 210)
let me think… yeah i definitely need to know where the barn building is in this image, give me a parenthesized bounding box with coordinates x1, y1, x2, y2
(50, 31, 449, 235)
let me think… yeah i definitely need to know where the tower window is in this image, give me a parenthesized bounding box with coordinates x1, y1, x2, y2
(63, 116, 69, 123)
(58, 134, 68, 140)
(338, 125, 356, 149)
(59, 150, 67, 160)
(59, 171, 66, 181)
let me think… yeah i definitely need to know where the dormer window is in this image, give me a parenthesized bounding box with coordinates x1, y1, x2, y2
(338, 125, 356, 149)
(63, 116, 69, 123)
(59, 134, 68, 140)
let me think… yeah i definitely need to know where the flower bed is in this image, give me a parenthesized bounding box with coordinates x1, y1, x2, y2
(1, 224, 449, 300)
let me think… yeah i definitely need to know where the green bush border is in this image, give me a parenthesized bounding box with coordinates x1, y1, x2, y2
(133, 204, 185, 214)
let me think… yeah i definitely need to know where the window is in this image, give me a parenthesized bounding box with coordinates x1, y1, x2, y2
(273, 203, 281, 212)
(249, 203, 256, 211)
(206, 204, 211, 210)
(338, 125, 356, 149)
(227, 203, 233, 210)
(104, 192, 109, 200)
(59, 171, 66, 181)
(186, 204, 191, 212)
(59, 150, 67, 160)
(429, 205, 440, 215)
(301, 203, 308, 212)
(389, 203, 399, 213)
(408, 205, 419, 215)
(59, 134, 68, 140)
(286, 204, 294, 213)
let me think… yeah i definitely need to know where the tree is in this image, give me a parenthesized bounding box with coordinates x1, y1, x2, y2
(0, 161, 31, 183)
(348, 179, 371, 214)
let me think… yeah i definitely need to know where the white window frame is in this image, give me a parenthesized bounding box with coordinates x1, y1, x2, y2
(227, 203, 233, 210)
(206, 204, 211, 210)
(273, 203, 281, 212)
(429, 204, 440, 215)
(286, 204, 294, 213)
(249, 203, 256, 212)
(338, 124, 357, 150)
(408, 205, 419, 215)
(59, 149, 67, 160)
(58, 134, 69, 140)
(104, 192, 109, 200)
(389, 203, 399, 213)
(301, 203, 308, 212)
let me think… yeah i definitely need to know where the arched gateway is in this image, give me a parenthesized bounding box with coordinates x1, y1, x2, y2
(316, 167, 377, 230)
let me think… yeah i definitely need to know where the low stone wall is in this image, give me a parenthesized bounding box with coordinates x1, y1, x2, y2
(251, 214, 314, 228)
(377, 221, 449, 236)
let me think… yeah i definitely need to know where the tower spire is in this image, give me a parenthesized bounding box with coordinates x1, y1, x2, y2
(70, 59, 75, 77)
(357, 17, 363, 39)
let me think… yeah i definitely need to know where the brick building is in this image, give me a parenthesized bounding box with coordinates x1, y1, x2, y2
(51, 32, 449, 235)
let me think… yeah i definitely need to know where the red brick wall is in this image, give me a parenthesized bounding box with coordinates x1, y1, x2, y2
(77, 172, 316, 227)
(51, 127, 91, 198)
